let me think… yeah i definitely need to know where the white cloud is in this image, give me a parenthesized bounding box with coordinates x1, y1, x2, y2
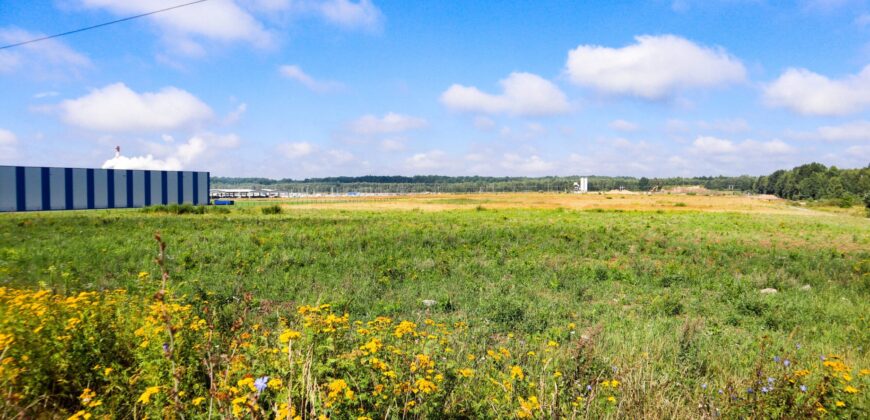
(789, 121, 870, 142)
(278, 142, 316, 158)
(379, 138, 406, 151)
(0, 129, 16, 146)
(609, 119, 638, 132)
(273, 0, 383, 31)
(279, 65, 342, 92)
(224, 103, 248, 124)
(349, 112, 427, 135)
(33, 91, 60, 99)
(666, 118, 750, 134)
(326, 149, 355, 164)
(0, 27, 90, 75)
(405, 150, 448, 170)
(440, 72, 570, 116)
(60, 83, 213, 132)
(846, 144, 870, 158)
(101, 133, 238, 170)
(763, 65, 870, 116)
(79, 0, 271, 50)
(564, 35, 746, 99)
(690, 136, 795, 156)
(500, 153, 555, 173)
(0, 128, 18, 163)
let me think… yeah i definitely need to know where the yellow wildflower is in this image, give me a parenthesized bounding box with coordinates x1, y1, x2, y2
(192, 397, 206, 406)
(103, 367, 113, 376)
(835, 401, 845, 407)
(547, 340, 559, 348)
(842, 373, 852, 382)
(844, 385, 858, 394)
(414, 378, 437, 394)
(361, 338, 382, 354)
(860, 369, 869, 376)
(268, 378, 283, 390)
(394, 321, 417, 338)
(68, 410, 91, 420)
(137, 386, 160, 404)
(517, 396, 540, 418)
(238, 377, 255, 392)
(458, 368, 475, 378)
(279, 330, 301, 343)
(510, 365, 525, 380)
(608, 396, 617, 403)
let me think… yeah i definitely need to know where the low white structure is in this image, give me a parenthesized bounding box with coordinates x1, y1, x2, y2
(573, 177, 589, 193)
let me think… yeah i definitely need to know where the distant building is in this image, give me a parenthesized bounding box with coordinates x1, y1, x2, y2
(573, 177, 588, 193)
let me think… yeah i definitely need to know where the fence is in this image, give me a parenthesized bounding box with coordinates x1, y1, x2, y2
(0, 165, 209, 212)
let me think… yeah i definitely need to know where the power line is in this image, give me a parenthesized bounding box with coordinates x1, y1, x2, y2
(0, 0, 212, 51)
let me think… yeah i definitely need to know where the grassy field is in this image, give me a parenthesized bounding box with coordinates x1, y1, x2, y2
(0, 193, 868, 418)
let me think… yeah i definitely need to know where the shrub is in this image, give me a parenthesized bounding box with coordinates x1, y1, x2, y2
(261, 204, 283, 215)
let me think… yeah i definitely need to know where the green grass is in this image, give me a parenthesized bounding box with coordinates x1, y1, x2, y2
(1, 206, 868, 416)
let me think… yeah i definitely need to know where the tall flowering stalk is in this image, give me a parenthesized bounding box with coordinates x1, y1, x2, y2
(153, 232, 181, 413)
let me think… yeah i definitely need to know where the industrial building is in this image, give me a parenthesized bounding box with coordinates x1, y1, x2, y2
(0, 165, 209, 212)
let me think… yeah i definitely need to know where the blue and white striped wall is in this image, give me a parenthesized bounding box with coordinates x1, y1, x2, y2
(0, 166, 209, 212)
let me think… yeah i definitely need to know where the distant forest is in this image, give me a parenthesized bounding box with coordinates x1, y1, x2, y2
(212, 163, 870, 203)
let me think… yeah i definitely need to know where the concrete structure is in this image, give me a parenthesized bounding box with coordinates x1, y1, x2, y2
(0, 165, 209, 212)
(573, 177, 589, 193)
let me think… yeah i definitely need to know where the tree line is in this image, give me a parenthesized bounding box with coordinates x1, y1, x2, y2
(212, 163, 870, 204)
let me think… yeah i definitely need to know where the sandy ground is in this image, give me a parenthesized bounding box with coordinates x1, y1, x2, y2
(241, 192, 843, 216)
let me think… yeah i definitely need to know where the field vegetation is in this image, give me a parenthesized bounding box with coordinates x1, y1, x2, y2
(0, 194, 868, 418)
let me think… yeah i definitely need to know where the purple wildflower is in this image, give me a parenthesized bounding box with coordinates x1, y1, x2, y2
(767, 377, 775, 384)
(702, 383, 708, 390)
(773, 356, 780, 363)
(586, 385, 592, 392)
(254, 376, 269, 394)
(800, 385, 807, 392)
(783, 359, 790, 367)
(761, 387, 769, 394)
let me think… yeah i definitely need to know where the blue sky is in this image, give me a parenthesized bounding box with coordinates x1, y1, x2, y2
(1, 0, 869, 178)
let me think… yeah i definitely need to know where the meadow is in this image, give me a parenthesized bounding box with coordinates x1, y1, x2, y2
(0, 193, 868, 418)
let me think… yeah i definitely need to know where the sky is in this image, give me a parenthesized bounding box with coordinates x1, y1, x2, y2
(1, 0, 870, 178)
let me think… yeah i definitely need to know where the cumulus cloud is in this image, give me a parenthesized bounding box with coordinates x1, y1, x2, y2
(349, 112, 427, 135)
(79, 0, 271, 51)
(500, 153, 555, 173)
(278, 142, 316, 158)
(690, 136, 795, 156)
(440, 72, 570, 116)
(405, 150, 448, 171)
(763, 65, 870, 116)
(279, 65, 342, 92)
(564, 35, 746, 99)
(271, 0, 383, 31)
(59, 83, 213, 132)
(101, 133, 239, 170)
(0, 27, 90, 75)
(789, 121, 870, 142)
(609, 119, 638, 132)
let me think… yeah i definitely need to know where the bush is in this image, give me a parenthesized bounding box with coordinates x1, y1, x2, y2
(261, 204, 283, 215)
(141, 204, 207, 215)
